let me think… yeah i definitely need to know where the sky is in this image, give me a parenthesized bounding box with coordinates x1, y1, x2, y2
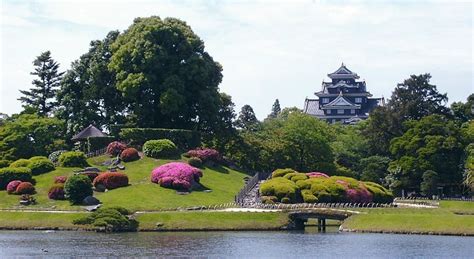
(1, 0, 473, 120)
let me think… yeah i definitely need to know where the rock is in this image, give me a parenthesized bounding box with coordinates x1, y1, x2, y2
(84, 204, 101, 212)
(176, 191, 190, 195)
(117, 164, 125, 170)
(84, 167, 100, 172)
(19, 200, 30, 206)
(203, 189, 212, 193)
(82, 196, 100, 206)
(156, 222, 164, 227)
(94, 184, 106, 192)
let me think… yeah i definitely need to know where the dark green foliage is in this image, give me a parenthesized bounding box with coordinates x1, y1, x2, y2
(18, 51, 64, 116)
(120, 128, 200, 149)
(64, 174, 93, 204)
(464, 143, 474, 192)
(267, 99, 281, 119)
(0, 167, 32, 189)
(9, 159, 30, 168)
(87, 137, 116, 153)
(359, 156, 391, 184)
(451, 94, 474, 123)
(59, 151, 89, 167)
(188, 157, 203, 168)
(73, 207, 138, 232)
(27, 156, 55, 175)
(261, 196, 278, 204)
(364, 182, 394, 203)
(235, 105, 259, 131)
(0, 160, 11, 168)
(143, 139, 178, 158)
(259, 177, 299, 203)
(420, 170, 439, 196)
(0, 114, 66, 161)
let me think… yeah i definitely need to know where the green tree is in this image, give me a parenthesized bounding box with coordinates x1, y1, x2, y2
(267, 99, 281, 119)
(235, 105, 259, 131)
(0, 114, 66, 161)
(19, 51, 64, 116)
(57, 31, 126, 136)
(420, 170, 439, 197)
(359, 156, 391, 184)
(389, 115, 464, 192)
(463, 144, 474, 193)
(331, 123, 369, 176)
(108, 16, 223, 129)
(451, 94, 474, 123)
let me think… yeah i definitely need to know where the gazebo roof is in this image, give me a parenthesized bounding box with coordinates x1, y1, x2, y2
(71, 125, 108, 141)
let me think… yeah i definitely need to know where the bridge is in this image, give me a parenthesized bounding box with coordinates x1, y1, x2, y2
(287, 208, 354, 231)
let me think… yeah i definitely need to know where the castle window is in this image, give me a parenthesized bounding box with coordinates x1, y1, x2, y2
(322, 98, 329, 103)
(351, 109, 355, 114)
(337, 109, 344, 114)
(355, 97, 362, 103)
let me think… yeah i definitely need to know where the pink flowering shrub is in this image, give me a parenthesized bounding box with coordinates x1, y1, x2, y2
(345, 185, 373, 203)
(306, 172, 329, 178)
(186, 148, 221, 163)
(6, 180, 22, 194)
(54, 176, 68, 184)
(48, 183, 65, 200)
(150, 162, 202, 191)
(106, 141, 127, 156)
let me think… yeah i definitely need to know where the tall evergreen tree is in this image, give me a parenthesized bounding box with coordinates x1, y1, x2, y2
(235, 104, 259, 131)
(18, 51, 64, 115)
(267, 99, 281, 119)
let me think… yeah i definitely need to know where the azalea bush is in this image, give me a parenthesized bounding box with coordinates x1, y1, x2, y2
(0, 167, 32, 190)
(306, 172, 329, 178)
(143, 139, 178, 158)
(15, 182, 35, 195)
(59, 151, 89, 167)
(120, 148, 140, 162)
(186, 148, 221, 163)
(48, 183, 65, 200)
(93, 172, 129, 190)
(150, 162, 202, 191)
(107, 141, 127, 156)
(6, 180, 22, 194)
(271, 168, 298, 178)
(259, 177, 299, 203)
(54, 176, 68, 184)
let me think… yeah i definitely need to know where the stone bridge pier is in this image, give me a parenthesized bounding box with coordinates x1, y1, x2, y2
(287, 209, 352, 231)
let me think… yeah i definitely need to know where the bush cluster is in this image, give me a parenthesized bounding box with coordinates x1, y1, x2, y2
(143, 139, 178, 158)
(59, 151, 89, 167)
(64, 174, 93, 204)
(6, 180, 22, 194)
(186, 148, 221, 163)
(15, 182, 35, 195)
(187, 157, 203, 168)
(73, 207, 138, 232)
(54, 176, 68, 184)
(151, 162, 202, 191)
(106, 141, 127, 156)
(260, 168, 394, 204)
(48, 150, 67, 164)
(93, 172, 129, 190)
(0, 160, 12, 168)
(120, 148, 140, 162)
(119, 128, 201, 149)
(0, 167, 32, 189)
(10, 156, 55, 175)
(48, 183, 65, 200)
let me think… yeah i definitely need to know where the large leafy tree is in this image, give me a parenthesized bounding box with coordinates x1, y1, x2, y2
(0, 114, 66, 161)
(389, 114, 464, 193)
(267, 99, 281, 119)
(57, 31, 126, 136)
(451, 94, 474, 123)
(235, 105, 259, 131)
(364, 74, 449, 155)
(108, 16, 223, 129)
(19, 51, 64, 115)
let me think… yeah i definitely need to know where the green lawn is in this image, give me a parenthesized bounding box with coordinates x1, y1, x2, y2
(136, 211, 289, 231)
(342, 201, 474, 235)
(0, 155, 250, 211)
(0, 211, 87, 229)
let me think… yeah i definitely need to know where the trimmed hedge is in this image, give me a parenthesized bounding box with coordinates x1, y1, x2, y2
(15, 182, 35, 195)
(64, 174, 93, 204)
(0, 160, 12, 168)
(48, 183, 65, 200)
(143, 139, 178, 158)
(364, 181, 394, 203)
(27, 156, 55, 175)
(10, 159, 30, 168)
(259, 177, 299, 203)
(271, 168, 298, 178)
(73, 207, 138, 232)
(93, 172, 129, 190)
(0, 167, 32, 190)
(59, 151, 89, 167)
(120, 148, 140, 162)
(120, 128, 201, 149)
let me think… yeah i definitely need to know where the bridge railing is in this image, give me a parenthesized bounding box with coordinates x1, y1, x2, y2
(234, 172, 270, 204)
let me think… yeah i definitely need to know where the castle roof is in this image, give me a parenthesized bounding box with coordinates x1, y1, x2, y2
(327, 63, 360, 79)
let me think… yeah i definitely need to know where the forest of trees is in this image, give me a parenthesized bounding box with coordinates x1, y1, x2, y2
(0, 16, 473, 197)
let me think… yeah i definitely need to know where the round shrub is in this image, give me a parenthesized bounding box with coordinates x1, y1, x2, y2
(107, 141, 127, 156)
(59, 151, 89, 167)
(364, 181, 394, 203)
(82, 172, 99, 181)
(261, 196, 278, 204)
(10, 159, 31, 168)
(48, 150, 67, 164)
(27, 156, 55, 175)
(259, 177, 299, 202)
(283, 172, 308, 182)
(188, 157, 203, 168)
(346, 186, 373, 203)
(306, 172, 329, 178)
(143, 139, 178, 158)
(54, 176, 68, 184)
(120, 148, 140, 162)
(271, 168, 298, 178)
(151, 162, 202, 191)
(0, 167, 32, 189)
(301, 189, 318, 203)
(48, 183, 65, 200)
(64, 174, 93, 204)
(0, 160, 12, 168)
(6, 180, 22, 194)
(15, 182, 35, 195)
(186, 148, 221, 163)
(93, 172, 129, 190)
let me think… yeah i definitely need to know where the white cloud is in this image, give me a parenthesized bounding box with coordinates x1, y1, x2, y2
(1, 0, 472, 119)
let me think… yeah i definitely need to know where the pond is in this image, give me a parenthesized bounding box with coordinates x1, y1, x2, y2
(0, 229, 472, 258)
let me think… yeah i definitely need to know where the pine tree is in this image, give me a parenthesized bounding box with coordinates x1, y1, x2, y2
(18, 51, 64, 116)
(235, 104, 259, 131)
(268, 99, 281, 119)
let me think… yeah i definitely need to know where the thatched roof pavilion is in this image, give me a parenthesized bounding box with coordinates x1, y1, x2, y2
(71, 125, 108, 141)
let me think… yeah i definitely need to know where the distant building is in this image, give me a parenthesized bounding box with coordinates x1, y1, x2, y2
(303, 63, 384, 124)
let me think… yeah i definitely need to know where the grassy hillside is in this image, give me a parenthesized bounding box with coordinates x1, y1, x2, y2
(0, 155, 250, 211)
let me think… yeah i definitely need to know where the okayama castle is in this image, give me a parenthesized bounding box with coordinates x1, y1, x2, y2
(303, 63, 384, 124)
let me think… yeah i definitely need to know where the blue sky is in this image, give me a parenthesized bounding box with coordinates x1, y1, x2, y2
(1, 0, 472, 119)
